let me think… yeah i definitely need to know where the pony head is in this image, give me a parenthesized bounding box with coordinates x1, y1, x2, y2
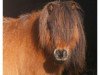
(39, 1, 86, 70)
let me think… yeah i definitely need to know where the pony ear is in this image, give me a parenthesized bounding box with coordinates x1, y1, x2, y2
(71, 1, 81, 10)
(47, 3, 54, 14)
(71, 2, 77, 9)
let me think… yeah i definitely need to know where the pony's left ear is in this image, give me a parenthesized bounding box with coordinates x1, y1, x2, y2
(47, 3, 55, 14)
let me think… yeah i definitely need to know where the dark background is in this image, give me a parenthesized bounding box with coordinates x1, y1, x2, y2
(3, 0, 97, 75)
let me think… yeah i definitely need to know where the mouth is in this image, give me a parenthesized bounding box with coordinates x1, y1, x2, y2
(54, 55, 68, 61)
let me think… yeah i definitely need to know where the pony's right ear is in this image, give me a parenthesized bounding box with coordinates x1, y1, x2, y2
(71, 1, 81, 10)
(47, 3, 55, 14)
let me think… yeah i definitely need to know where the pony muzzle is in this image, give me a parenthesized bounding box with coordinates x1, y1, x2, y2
(54, 48, 68, 61)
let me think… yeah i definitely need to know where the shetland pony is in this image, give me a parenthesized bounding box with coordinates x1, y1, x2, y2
(3, 1, 86, 75)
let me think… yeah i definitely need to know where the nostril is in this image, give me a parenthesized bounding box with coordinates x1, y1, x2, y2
(55, 50, 61, 55)
(62, 50, 67, 57)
